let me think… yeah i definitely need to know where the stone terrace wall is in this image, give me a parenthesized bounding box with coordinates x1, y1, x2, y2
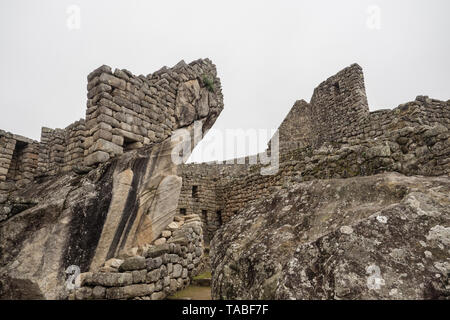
(84, 59, 223, 166)
(71, 214, 204, 300)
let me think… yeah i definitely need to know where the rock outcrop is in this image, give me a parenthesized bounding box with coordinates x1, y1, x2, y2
(211, 173, 450, 300)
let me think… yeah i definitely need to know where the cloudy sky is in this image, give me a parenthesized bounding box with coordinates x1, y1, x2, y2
(1, 0, 449, 161)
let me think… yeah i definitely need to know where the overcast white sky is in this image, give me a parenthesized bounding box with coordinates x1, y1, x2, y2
(1, 0, 449, 161)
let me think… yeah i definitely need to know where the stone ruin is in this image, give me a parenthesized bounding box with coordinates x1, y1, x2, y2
(0, 58, 224, 299)
(175, 64, 449, 244)
(1, 58, 223, 193)
(0, 59, 448, 300)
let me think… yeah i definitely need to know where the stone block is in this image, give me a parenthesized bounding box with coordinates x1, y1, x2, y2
(74, 287, 93, 300)
(146, 268, 161, 283)
(132, 270, 147, 284)
(172, 264, 182, 278)
(145, 244, 170, 258)
(153, 237, 166, 246)
(145, 257, 163, 270)
(84, 151, 110, 166)
(0, 167, 8, 176)
(150, 291, 165, 300)
(112, 135, 124, 146)
(92, 286, 106, 299)
(99, 73, 127, 90)
(112, 128, 144, 143)
(104, 258, 124, 269)
(93, 129, 113, 142)
(88, 272, 133, 287)
(119, 256, 146, 271)
(91, 138, 123, 156)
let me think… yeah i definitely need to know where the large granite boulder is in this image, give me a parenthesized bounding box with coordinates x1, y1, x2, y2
(211, 173, 450, 300)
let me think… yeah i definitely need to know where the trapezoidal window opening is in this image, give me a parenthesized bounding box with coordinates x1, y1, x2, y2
(180, 208, 186, 215)
(6, 141, 27, 182)
(192, 185, 198, 198)
(123, 137, 138, 152)
(217, 210, 222, 226)
(201, 210, 207, 222)
(333, 82, 340, 95)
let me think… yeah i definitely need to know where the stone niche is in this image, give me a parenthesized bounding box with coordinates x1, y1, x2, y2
(0, 131, 38, 191)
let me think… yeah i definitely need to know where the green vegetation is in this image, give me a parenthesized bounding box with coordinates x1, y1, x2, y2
(193, 271, 212, 280)
(202, 74, 215, 92)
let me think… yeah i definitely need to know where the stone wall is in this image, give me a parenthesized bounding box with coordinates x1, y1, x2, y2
(309, 63, 369, 146)
(70, 214, 204, 300)
(177, 96, 449, 240)
(271, 64, 370, 153)
(274, 99, 313, 153)
(0, 130, 38, 192)
(176, 163, 250, 243)
(216, 115, 449, 224)
(37, 127, 66, 176)
(84, 59, 223, 166)
(63, 119, 86, 172)
(0, 58, 224, 187)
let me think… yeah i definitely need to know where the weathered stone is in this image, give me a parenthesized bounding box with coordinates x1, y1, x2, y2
(1, 60, 448, 302)
(162, 230, 172, 238)
(167, 222, 179, 231)
(91, 139, 123, 156)
(92, 286, 106, 299)
(132, 270, 147, 284)
(150, 291, 165, 300)
(153, 237, 166, 245)
(89, 272, 133, 287)
(84, 150, 110, 166)
(146, 268, 161, 283)
(119, 256, 146, 271)
(211, 173, 450, 300)
(172, 264, 183, 278)
(74, 287, 93, 300)
(145, 244, 170, 258)
(104, 258, 124, 269)
(99, 73, 126, 90)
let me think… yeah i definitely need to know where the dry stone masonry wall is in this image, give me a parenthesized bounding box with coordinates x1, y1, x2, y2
(176, 64, 449, 241)
(0, 131, 38, 191)
(0, 58, 223, 193)
(1, 61, 448, 300)
(84, 59, 223, 166)
(176, 164, 250, 243)
(70, 214, 205, 300)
